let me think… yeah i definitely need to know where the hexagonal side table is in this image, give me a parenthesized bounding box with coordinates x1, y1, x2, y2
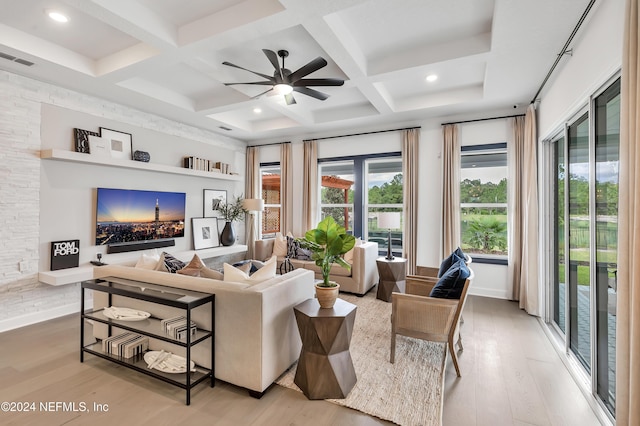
(293, 298, 357, 400)
(376, 257, 407, 302)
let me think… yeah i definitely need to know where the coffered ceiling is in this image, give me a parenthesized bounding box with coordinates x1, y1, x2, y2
(0, 0, 592, 142)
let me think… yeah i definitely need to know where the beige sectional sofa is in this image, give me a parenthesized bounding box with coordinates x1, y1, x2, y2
(92, 263, 315, 398)
(254, 238, 379, 295)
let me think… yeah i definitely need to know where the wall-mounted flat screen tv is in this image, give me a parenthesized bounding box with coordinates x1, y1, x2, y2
(96, 188, 186, 246)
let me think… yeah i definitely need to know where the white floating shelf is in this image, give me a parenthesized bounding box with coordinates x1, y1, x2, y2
(40, 149, 242, 181)
(39, 245, 248, 286)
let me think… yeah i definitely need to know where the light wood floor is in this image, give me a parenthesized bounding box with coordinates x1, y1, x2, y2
(0, 295, 603, 426)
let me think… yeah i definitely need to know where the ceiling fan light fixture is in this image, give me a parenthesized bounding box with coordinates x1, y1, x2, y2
(47, 10, 69, 23)
(274, 83, 293, 95)
(426, 74, 438, 82)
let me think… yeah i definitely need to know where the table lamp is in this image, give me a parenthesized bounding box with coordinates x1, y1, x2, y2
(377, 212, 401, 260)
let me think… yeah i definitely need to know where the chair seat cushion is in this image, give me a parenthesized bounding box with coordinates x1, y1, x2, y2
(430, 258, 470, 299)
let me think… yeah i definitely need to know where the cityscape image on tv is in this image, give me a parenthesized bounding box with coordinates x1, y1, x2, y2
(96, 188, 186, 245)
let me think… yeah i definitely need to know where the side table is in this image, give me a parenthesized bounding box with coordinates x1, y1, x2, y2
(376, 257, 407, 302)
(293, 298, 357, 400)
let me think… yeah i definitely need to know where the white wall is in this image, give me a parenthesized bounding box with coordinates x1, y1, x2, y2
(0, 70, 246, 332)
(538, 0, 623, 139)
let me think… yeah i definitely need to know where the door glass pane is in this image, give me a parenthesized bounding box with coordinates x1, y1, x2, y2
(261, 166, 281, 236)
(366, 159, 403, 255)
(554, 137, 566, 334)
(594, 78, 620, 411)
(568, 113, 591, 371)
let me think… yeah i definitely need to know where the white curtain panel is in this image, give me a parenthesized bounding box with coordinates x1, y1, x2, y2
(245, 146, 260, 259)
(616, 0, 640, 422)
(280, 143, 293, 235)
(302, 140, 318, 232)
(441, 124, 460, 257)
(402, 129, 419, 275)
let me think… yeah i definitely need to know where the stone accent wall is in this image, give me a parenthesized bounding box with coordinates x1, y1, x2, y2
(0, 70, 244, 331)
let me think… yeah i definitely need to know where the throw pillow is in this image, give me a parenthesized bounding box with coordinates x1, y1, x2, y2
(223, 256, 277, 284)
(286, 235, 312, 260)
(430, 258, 470, 299)
(134, 250, 160, 269)
(437, 248, 465, 278)
(273, 232, 288, 257)
(156, 252, 186, 274)
(176, 253, 224, 279)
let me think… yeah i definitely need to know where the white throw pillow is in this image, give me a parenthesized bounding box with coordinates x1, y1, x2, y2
(344, 238, 362, 264)
(134, 250, 160, 270)
(273, 232, 288, 257)
(223, 256, 277, 284)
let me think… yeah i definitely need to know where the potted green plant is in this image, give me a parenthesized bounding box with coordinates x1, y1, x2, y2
(298, 216, 356, 308)
(217, 195, 247, 246)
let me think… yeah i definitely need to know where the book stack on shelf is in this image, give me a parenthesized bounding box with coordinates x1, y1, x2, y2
(182, 156, 222, 173)
(102, 332, 149, 359)
(161, 316, 197, 340)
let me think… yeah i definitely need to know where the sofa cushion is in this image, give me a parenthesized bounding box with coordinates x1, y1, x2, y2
(286, 235, 312, 260)
(134, 250, 160, 270)
(302, 261, 352, 277)
(224, 256, 277, 284)
(344, 237, 362, 264)
(177, 254, 224, 279)
(273, 232, 288, 257)
(430, 258, 470, 299)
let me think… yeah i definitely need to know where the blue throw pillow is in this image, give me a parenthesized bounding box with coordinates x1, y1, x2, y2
(430, 258, 470, 299)
(454, 247, 465, 261)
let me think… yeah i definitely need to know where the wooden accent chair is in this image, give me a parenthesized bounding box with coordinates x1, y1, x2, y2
(390, 266, 474, 377)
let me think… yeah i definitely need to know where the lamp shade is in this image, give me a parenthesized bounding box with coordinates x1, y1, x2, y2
(377, 212, 401, 229)
(243, 198, 264, 212)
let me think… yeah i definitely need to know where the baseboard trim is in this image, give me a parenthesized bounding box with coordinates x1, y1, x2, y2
(468, 286, 510, 300)
(0, 300, 93, 333)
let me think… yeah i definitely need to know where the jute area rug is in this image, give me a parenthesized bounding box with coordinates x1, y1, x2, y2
(276, 292, 446, 426)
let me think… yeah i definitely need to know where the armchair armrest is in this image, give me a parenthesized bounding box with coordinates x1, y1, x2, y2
(391, 293, 458, 341)
(351, 241, 379, 285)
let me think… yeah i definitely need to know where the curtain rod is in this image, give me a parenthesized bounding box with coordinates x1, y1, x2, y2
(530, 0, 596, 104)
(441, 113, 525, 126)
(302, 126, 421, 142)
(247, 141, 291, 148)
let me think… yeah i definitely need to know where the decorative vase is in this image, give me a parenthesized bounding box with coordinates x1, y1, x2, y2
(220, 221, 236, 246)
(133, 150, 150, 162)
(315, 283, 340, 308)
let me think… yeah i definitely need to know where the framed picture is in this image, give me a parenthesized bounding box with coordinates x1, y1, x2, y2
(100, 127, 133, 160)
(192, 217, 220, 250)
(88, 135, 111, 157)
(203, 189, 227, 218)
(74, 128, 98, 154)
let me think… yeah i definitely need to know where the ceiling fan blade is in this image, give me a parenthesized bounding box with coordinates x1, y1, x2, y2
(287, 57, 328, 82)
(252, 88, 274, 99)
(222, 61, 275, 82)
(224, 81, 274, 86)
(284, 93, 297, 105)
(262, 49, 283, 80)
(293, 86, 329, 101)
(293, 78, 344, 87)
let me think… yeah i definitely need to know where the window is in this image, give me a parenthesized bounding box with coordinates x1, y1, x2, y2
(260, 164, 281, 237)
(460, 143, 508, 258)
(319, 154, 403, 256)
(319, 161, 355, 232)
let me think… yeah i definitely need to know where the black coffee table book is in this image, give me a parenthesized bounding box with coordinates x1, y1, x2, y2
(81, 277, 215, 405)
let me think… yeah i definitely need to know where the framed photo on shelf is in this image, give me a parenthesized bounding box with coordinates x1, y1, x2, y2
(88, 135, 111, 157)
(74, 128, 98, 154)
(100, 127, 133, 160)
(192, 217, 220, 250)
(203, 189, 227, 218)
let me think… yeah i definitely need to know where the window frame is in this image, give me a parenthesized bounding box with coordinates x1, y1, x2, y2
(259, 162, 281, 238)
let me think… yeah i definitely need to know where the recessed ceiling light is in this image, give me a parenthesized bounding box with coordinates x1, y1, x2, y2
(426, 74, 438, 82)
(253, 107, 262, 114)
(47, 10, 69, 23)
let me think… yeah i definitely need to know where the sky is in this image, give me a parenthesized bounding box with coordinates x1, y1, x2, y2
(96, 188, 185, 223)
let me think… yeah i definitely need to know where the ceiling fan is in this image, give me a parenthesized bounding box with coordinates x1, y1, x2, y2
(222, 49, 344, 105)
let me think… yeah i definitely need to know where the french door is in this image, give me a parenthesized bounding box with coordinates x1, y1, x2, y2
(546, 77, 619, 415)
